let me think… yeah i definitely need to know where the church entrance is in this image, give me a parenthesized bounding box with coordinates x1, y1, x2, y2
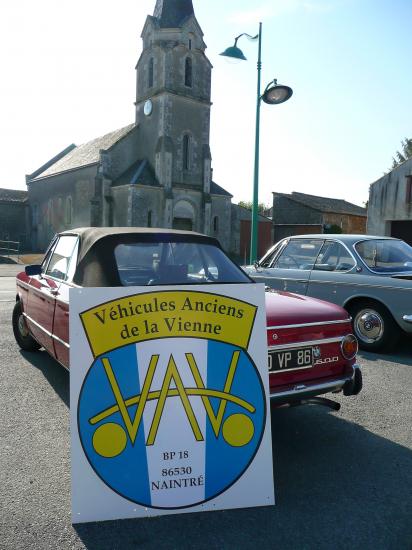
(172, 200, 196, 232)
(173, 217, 193, 231)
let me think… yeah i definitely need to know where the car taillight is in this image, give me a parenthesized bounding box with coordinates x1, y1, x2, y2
(341, 334, 358, 360)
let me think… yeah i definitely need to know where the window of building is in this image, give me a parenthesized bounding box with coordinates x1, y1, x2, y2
(406, 175, 412, 204)
(183, 134, 190, 170)
(66, 197, 72, 225)
(213, 216, 219, 235)
(188, 39, 192, 50)
(185, 57, 192, 87)
(147, 211, 152, 228)
(148, 58, 154, 88)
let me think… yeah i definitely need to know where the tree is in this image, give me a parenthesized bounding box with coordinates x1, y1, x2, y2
(391, 137, 412, 169)
(238, 201, 270, 215)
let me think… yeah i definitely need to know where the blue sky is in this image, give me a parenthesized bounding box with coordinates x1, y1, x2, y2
(1, 0, 411, 207)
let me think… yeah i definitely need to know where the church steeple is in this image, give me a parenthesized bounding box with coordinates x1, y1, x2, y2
(153, 0, 195, 28)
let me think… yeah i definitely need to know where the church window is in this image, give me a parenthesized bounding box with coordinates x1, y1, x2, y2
(189, 39, 192, 50)
(213, 216, 219, 235)
(148, 58, 154, 88)
(185, 57, 192, 87)
(147, 210, 152, 228)
(183, 135, 190, 170)
(66, 197, 72, 225)
(32, 204, 38, 226)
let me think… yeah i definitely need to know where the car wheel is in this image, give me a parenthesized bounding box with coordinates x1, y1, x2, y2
(348, 300, 400, 352)
(12, 301, 41, 352)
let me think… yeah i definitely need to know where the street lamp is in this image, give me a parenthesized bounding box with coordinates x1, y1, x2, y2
(220, 23, 293, 264)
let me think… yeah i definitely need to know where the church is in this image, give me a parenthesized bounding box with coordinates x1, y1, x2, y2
(26, 0, 239, 254)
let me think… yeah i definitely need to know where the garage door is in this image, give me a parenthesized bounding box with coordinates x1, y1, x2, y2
(391, 221, 412, 246)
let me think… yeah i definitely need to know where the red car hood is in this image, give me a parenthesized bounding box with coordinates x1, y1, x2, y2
(265, 290, 349, 327)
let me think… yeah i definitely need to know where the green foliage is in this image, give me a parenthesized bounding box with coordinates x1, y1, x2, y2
(391, 137, 412, 169)
(238, 201, 270, 215)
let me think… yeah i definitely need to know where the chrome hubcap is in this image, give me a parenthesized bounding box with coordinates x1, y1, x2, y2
(18, 314, 29, 338)
(354, 309, 384, 344)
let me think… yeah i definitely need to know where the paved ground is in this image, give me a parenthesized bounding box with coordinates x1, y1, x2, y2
(0, 273, 411, 549)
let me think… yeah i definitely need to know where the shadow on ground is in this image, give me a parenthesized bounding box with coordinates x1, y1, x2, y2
(20, 349, 69, 406)
(0, 255, 17, 264)
(359, 334, 412, 366)
(73, 406, 412, 550)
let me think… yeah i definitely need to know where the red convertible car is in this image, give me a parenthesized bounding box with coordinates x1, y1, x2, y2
(13, 228, 362, 408)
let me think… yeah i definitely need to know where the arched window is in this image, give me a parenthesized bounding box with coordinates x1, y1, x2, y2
(66, 197, 72, 225)
(148, 58, 154, 88)
(147, 210, 152, 228)
(213, 216, 219, 235)
(185, 57, 192, 87)
(183, 135, 190, 170)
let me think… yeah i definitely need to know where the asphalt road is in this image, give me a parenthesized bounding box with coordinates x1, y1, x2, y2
(1, 272, 411, 550)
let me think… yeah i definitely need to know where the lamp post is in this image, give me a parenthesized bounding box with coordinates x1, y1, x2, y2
(220, 23, 293, 264)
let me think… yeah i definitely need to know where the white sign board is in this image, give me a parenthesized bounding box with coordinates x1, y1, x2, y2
(70, 284, 274, 523)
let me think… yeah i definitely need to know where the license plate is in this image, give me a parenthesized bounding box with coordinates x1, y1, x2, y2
(268, 347, 313, 373)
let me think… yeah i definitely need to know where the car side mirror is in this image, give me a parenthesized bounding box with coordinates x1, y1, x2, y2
(25, 264, 42, 276)
(356, 266, 362, 273)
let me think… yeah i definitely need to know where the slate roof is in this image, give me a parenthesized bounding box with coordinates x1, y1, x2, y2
(153, 0, 194, 28)
(274, 192, 367, 217)
(0, 188, 28, 203)
(113, 159, 160, 187)
(210, 181, 232, 197)
(32, 124, 135, 180)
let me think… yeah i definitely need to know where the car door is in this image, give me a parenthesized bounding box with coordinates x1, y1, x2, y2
(52, 236, 79, 368)
(25, 238, 59, 355)
(26, 235, 78, 359)
(307, 239, 357, 305)
(258, 238, 324, 295)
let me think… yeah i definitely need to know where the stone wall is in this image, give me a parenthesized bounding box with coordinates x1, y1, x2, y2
(367, 158, 412, 235)
(0, 201, 29, 251)
(28, 165, 97, 250)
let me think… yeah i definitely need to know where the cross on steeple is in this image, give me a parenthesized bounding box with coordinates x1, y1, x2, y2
(153, 0, 195, 28)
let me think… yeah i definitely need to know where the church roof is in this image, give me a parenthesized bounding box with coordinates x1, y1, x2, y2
(153, 0, 194, 28)
(113, 159, 160, 187)
(211, 181, 232, 197)
(32, 124, 135, 180)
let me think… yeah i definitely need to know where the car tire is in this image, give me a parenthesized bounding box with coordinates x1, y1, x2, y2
(12, 301, 41, 352)
(348, 300, 400, 352)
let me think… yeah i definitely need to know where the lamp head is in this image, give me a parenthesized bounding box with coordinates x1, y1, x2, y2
(262, 84, 293, 105)
(220, 45, 247, 62)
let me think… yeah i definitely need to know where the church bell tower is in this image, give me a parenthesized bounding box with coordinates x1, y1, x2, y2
(135, 0, 213, 232)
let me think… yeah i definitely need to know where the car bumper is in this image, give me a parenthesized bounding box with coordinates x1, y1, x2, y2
(269, 364, 362, 405)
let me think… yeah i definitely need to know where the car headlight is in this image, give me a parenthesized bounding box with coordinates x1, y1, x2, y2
(341, 334, 358, 360)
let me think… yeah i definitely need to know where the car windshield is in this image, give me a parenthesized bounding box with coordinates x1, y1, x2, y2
(355, 239, 412, 272)
(114, 241, 251, 286)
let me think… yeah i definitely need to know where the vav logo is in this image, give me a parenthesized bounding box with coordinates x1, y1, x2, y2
(77, 291, 266, 509)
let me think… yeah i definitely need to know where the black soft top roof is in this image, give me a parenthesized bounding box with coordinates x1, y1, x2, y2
(60, 227, 220, 264)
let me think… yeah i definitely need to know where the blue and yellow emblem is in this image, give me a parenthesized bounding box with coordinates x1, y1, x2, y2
(77, 290, 266, 509)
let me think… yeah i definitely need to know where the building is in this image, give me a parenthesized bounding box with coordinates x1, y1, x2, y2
(26, 0, 235, 252)
(231, 205, 272, 263)
(272, 192, 367, 242)
(367, 158, 412, 245)
(0, 188, 29, 252)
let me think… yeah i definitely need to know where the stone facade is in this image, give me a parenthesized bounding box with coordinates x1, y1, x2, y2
(272, 192, 367, 242)
(367, 158, 412, 244)
(0, 188, 29, 251)
(26, 0, 235, 253)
